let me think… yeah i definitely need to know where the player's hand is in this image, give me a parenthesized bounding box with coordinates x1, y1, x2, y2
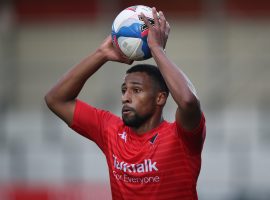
(140, 7, 170, 51)
(99, 36, 133, 65)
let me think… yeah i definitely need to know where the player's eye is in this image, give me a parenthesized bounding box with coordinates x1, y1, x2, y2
(133, 88, 142, 93)
(121, 87, 126, 94)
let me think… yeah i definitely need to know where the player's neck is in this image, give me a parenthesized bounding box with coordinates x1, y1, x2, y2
(131, 116, 164, 135)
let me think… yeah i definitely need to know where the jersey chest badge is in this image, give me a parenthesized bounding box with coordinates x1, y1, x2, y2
(118, 131, 127, 143)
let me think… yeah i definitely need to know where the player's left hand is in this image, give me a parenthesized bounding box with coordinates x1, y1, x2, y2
(140, 7, 170, 51)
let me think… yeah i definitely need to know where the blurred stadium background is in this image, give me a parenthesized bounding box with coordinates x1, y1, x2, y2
(0, 0, 270, 199)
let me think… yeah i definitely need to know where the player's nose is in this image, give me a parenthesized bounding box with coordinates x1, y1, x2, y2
(121, 90, 132, 104)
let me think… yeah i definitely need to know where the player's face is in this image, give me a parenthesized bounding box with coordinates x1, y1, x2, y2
(121, 72, 157, 128)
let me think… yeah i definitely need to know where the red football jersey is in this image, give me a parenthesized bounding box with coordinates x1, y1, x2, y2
(71, 100, 206, 200)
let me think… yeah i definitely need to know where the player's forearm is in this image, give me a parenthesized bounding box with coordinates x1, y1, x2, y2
(151, 47, 199, 109)
(45, 48, 107, 104)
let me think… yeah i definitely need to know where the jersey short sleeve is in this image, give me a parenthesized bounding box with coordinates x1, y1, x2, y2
(176, 113, 206, 155)
(70, 99, 120, 151)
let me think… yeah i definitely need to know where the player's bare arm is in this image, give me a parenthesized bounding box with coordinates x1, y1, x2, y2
(44, 36, 132, 125)
(141, 8, 202, 131)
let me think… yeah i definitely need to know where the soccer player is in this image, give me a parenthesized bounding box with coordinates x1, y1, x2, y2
(45, 7, 206, 200)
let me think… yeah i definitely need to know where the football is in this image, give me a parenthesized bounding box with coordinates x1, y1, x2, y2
(111, 5, 154, 61)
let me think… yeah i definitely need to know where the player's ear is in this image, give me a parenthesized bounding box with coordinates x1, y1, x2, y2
(156, 91, 167, 106)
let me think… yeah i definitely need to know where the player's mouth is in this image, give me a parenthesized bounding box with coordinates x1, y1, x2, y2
(122, 106, 134, 115)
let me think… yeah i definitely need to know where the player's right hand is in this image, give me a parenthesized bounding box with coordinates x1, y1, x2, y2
(99, 35, 133, 65)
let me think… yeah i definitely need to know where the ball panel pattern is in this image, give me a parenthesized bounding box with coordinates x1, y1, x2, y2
(111, 5, 153, 60)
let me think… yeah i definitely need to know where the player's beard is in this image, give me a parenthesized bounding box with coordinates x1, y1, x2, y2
(122, 109, 150, 128)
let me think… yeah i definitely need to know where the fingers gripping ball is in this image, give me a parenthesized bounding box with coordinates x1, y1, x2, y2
(111, 5, 155, 61)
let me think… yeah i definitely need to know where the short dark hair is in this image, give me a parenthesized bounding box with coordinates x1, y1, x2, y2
(126, 64, 169, 96)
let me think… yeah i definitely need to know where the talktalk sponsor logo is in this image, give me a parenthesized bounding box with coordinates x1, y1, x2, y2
(113, 154, 158, 173)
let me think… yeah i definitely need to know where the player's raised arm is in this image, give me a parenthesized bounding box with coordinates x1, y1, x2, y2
(44, 36, 132, 126)
(140, 8, 202, 131)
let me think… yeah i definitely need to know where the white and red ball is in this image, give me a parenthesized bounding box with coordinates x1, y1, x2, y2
(111, 5, 154, 61)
